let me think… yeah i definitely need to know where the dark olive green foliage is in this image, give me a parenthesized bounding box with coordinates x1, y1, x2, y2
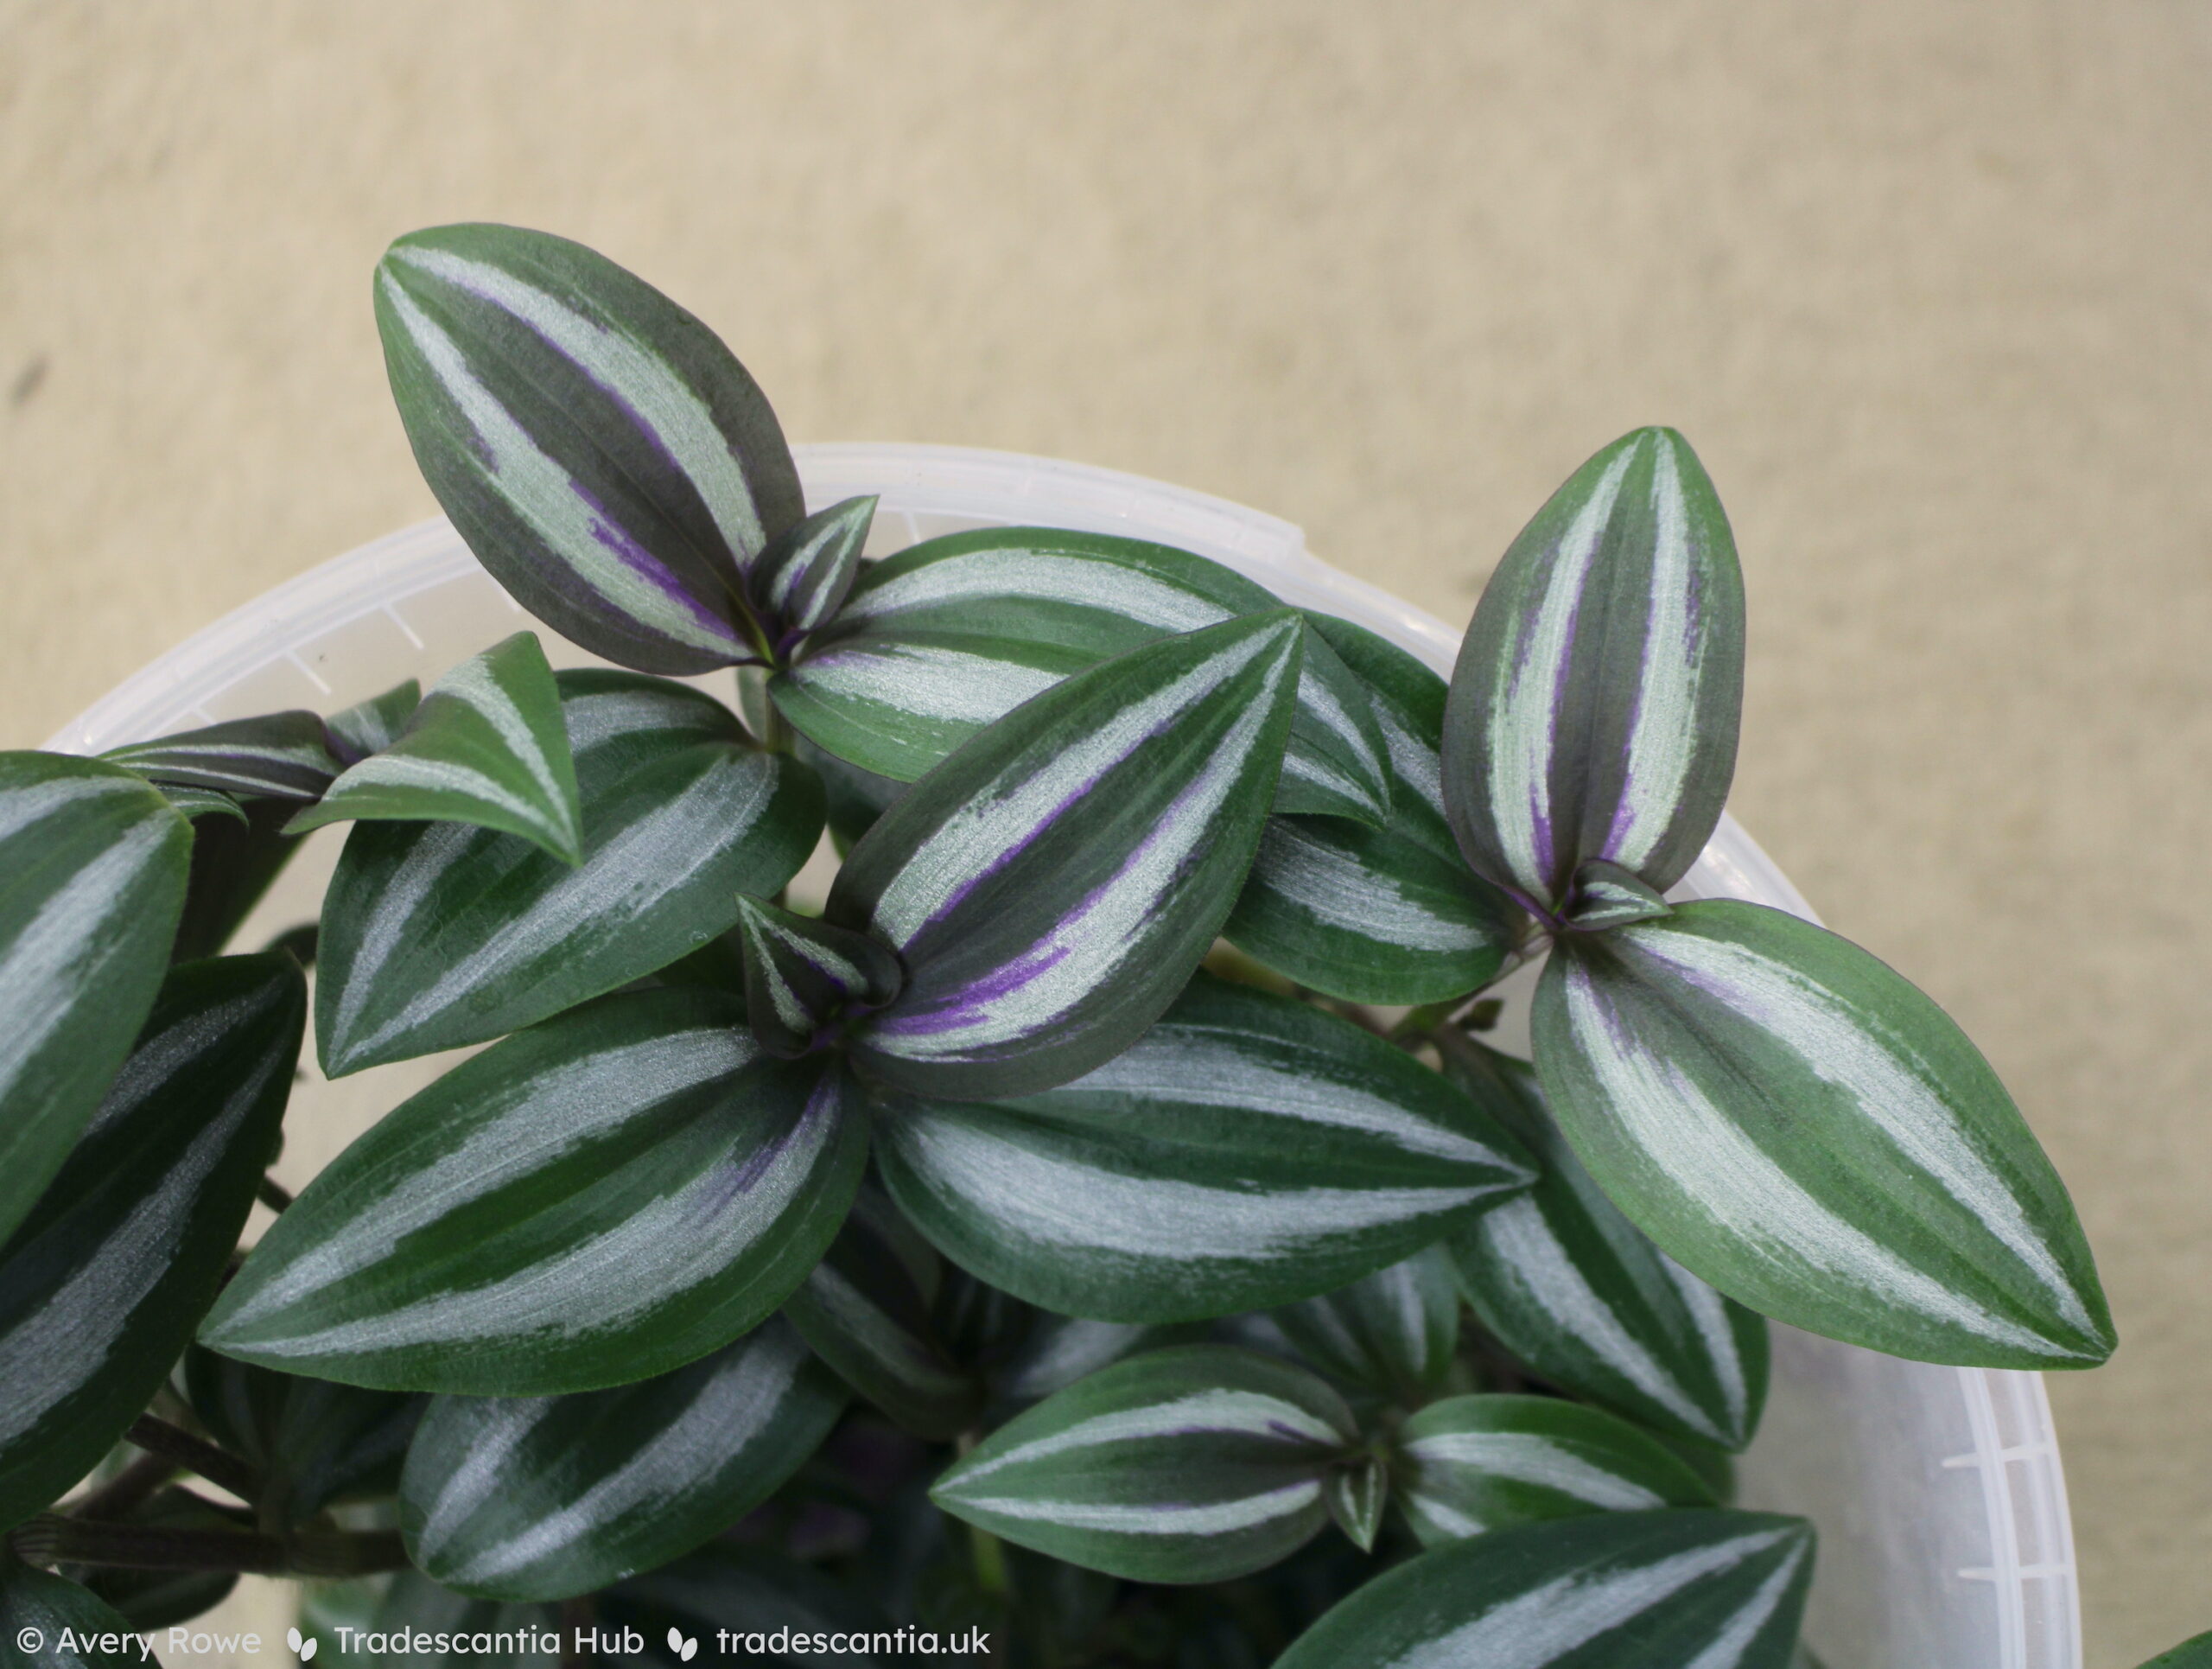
(183, 1345, 424, 1524)
(0, 954, 303, 1530)
(0, 1562, 147, 1669)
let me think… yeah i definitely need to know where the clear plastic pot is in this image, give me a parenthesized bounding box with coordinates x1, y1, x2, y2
(49, 443, 2082, 1669)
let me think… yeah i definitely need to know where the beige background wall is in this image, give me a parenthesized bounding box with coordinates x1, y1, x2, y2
(3, 3, 2208, 1661)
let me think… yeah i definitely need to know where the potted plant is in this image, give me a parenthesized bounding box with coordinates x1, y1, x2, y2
(0, 224, 2122, 1668)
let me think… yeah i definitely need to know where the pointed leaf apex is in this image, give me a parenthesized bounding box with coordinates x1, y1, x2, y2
(734, 892, 905, 1058)
(1325, 1457, 1388, 1551)
(1563, 858, 1674, 931)
(753, 494, 877, 647)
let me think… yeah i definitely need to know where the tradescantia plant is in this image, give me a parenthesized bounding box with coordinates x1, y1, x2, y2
(0, 223, 2113, 1669)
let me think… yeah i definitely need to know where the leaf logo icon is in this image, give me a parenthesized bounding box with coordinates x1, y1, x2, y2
(664, 1628, 697, 1662)
(285, 1629, 318, 1661)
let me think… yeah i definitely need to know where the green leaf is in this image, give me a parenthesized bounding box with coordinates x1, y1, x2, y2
(990, 1314, 1201, 1408)
(181, 1345, 424, 1523)
(753, 494, 876, 644)
(0, 1563, 146, 1669)
(1323, 1459, 1387, 1553)
(1227, 614, 1520, 1003)
(325, 678, 423, 762)
(0, 753, 192, 1243)
(377, 222, 804, 675)
(1441, 1039, 1768, 1452)
(1534, 900, 2114, 1367)
(601, 1544, 893, 1666)
(202, 988, 866, 1395)
(2139, 1633, 2212, 1668)
(156, 783, 247, 824)
(931, 1345, 1357, 1583)
(101, 710, 344, 800)
(831, 613, 1306, 1100)
(772, 526, 1391, 825)
(875, 973, 1535, 1322)
(315, 670, 822, 1075)
(168, 798, 302, 965)
(1390, 1393, 1718, 1547)
(733, 894, 904, 1060)
(1224, 812, 1516, 1004)
(288, 634, 582, 863)
(0, 954, 304, 1529)
(780, 1183, 981, 1440)
(1441, 428, 1745, 911)
(402, 1316, 844, 1600)
(1269, 1245, 1461, 1403)
(1275, 1509, 1814, 1669)
(1561, 858, 1673, 930)
(366, 1571, 559, 1669)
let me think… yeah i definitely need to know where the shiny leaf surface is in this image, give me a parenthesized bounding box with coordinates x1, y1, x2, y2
(832, 613, 1305, 1099)
(932, 1346, 1357, 1584)
(0, 954, 303, 1528)
(876, 974, 1535, 1322)
(377, 223, 803, 673)
(1441, 429, 1744, 910)
(315, 671, 821, 1074)
(289, 633, 582, 863)
(403, 1318, 843, 1600)
(1275, 1509, 1814, 1669)
(1442, 1039, 1769, 1452)
(204, 990, 866, 1395)
(0, 753, 191, 1242)
(1535, 901, 2113, 1367)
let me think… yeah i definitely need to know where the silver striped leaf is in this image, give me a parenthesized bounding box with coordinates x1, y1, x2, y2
(830, 612, 1308, 1099)
(201, 989, 868, 1396)
(931, 1345, 1359, 1583)
(315, 671, 822, 1075)
(0, 753, 192, 1241)
(289, 633, 583, 863)
(779, 1182, 980, 1440)
(772, 527, 1392, 825)
(159, 782, 248, 823)
(325, 678, 423, 763)
(400, 1317, 845, 1601)
(0, 953, 304, 1529)
(873, 974, 1536, 1323)
(753, 494, 875, 646)
(1275, 1509, 1815, 1669)
(1389, 1393, 1717, 1549)
(733, 893, 904, 1061)
(990, 1315, 1202, 1409)
(1441, 428, 1745, 913)
(1533, 901, 2114, 1368)
(1325, 1458, 1388, 1552)
(102, 710, 345, 801)
(1269, 1245, 1462, 1404)
(1560, 857, 1672, 930)
(181, 1344, 425, 1526)
(0, 1564, 145, 1669)
(1226, 615, 1520, 1003)
(1441, 1039, 1769, 1452)
(378, 223, 804, 674)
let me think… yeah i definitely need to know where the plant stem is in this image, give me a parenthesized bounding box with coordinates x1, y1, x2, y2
(123, 1416, 262, 1504)
(256, 1175, 295, 1214)
(559, 1596, 593, 1669)
(70, 1452, 177, 1522)
(8, 1514, 405, 1577)
(967, 1518, 1009, 1597)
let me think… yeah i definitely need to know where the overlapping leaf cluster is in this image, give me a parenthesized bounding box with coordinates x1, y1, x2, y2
(0, 225, 2113, 1669)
